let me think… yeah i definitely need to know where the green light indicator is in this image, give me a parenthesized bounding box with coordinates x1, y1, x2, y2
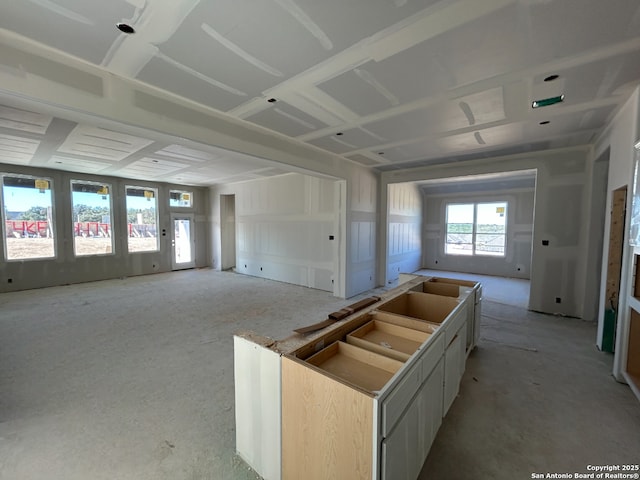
(532, 94, 565, 108)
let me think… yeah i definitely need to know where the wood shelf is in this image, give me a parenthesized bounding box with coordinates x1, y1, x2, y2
(306, 341, 403, 393)
(370, 310, 440, 334)
(347, 320, 430, 362)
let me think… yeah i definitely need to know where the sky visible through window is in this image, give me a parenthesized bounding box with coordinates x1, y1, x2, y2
(4, 187, 153, 211)
(3, 186, 52, 211)
(447, 203, 505, 225)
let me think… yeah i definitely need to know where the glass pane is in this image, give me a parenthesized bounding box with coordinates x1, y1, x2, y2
(2, 175, 55, 260)
(445, 204, 474, 255)
(169, 190, 193, 208)
(126, 187, 159, 253)
(476, 202, 507, 256)
(174, 219, 192, 264)
(71, 181, 114, 256)
(445, 233, 473, 255)
(475, 234, 505, 255)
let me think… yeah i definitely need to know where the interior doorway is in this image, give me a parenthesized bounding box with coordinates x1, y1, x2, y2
(171, 213, 195, 270)
(220, 194, 236, 271)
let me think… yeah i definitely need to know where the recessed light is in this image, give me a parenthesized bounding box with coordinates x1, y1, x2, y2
(267, 98, 277, 103)
(539, 120, 550, 125)
(544, 74, 559, 82)
(378, 152, 385, 155)
(532, 94, 564, 108)
(116, 23, 135, 34)
(336, 132, 344, 136)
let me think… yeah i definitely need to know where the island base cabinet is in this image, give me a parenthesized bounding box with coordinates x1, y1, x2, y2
(443, 330, 465, 416)
(281, 356, 374, 480)
(381, 359, 444, 480)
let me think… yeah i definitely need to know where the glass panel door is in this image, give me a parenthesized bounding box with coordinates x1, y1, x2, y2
(171, 214, 195, 270)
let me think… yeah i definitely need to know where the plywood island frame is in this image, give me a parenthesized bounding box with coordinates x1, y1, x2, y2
(234, 274, 482, 480)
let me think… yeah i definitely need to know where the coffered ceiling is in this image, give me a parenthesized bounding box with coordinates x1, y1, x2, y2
(0, 0, 639, 184)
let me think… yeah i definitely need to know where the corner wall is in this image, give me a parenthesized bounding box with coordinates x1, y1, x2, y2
(210, 168, 378, 299)
(210, 173, 338, 292)
(384, 183, 422, 285)
(0, 163, 210, 293)
(381, 146, 599, 319)
(594, 86, 640, 379)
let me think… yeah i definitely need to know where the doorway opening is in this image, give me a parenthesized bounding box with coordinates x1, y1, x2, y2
(220, 194, 236, 271)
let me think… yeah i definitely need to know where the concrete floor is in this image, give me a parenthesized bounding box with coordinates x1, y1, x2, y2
(0, 269, 638, 480)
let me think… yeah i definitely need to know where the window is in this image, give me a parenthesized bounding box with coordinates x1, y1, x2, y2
(71, 180, 114, 256)
(445, 202, 507, 256)
(1, 174, 56, 260)
(169, 190, 192, 208)
(126, 186, 159, 253)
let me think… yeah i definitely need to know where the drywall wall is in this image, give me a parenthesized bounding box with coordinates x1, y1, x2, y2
(385, 182, 422, 285)
(210, 168, 378, 298)
(593, 86, 640, 379)
(381, 145, 598, 319)
(0, 163, 209, 293)
(422, 176, 534, 279)
(346, 167, 378, 297)
(210, 173, 338, 293)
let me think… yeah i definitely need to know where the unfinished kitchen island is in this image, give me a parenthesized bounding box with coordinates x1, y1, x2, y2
(234, 274, 481, 480)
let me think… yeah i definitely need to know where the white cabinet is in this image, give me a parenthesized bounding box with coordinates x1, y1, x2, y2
(381, 358, 444, 480)
(443, 332, 464, 416)
(234, 274, 482, 480)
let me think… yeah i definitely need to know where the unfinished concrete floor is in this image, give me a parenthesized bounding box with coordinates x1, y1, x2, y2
(0, 269, 638, 480)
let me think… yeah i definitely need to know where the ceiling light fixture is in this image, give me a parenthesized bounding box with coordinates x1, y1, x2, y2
(544, 74, 559, 82)
(336, 132, 344, 136)
(539, 121, 550, 125)
(116, 23, 135, 34)
(267, 98, 277, 103)
(532, 94, 564, 109)
(378, 152, 385, 155)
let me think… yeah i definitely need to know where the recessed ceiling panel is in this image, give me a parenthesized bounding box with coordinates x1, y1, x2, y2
(58, 125, 154, 161)
(307, 127, 385, 153)
(0, 134, 40, 165)
(0, 105, 52, 134)
(399, 4, 530, 90)
(119, 157, 188, 178)
(156, 145, 218, 163)
(47, 155, 112, 173)
(439, 124, 524, 154)
(527, 105, 616, 139)
(365, 88, 506, 142)
(528, 0, 640, 60)
(137, 57, 249, 113)
(317, 66, 402, 116)
(346, 154, 382, 167)
(246, 102, 327, 137)
(382, 141, 444, 163)
(160, 0, 438, 101)
(0, 1, 134, 65)
(535, 51, 640, 105)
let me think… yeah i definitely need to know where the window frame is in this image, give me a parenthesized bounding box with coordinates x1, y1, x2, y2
(70, 179, 115, 257)
(169, 190, 193, 208)
(1, 173, 57, 261)
(125, 185, 160, 253)
(445, 201, 507, 257)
